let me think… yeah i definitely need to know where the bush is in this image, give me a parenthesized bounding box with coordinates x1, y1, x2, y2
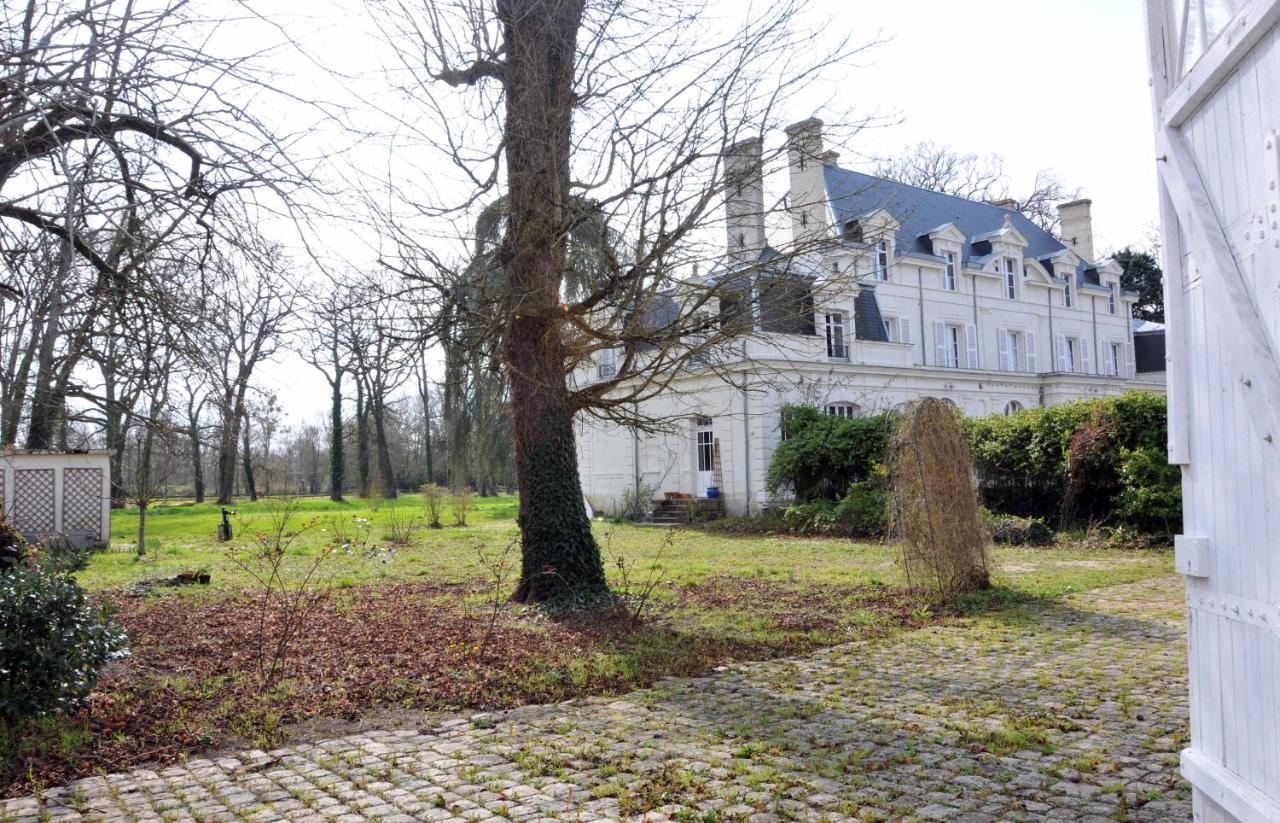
(985, 512, 1054, 546)
(449, 487, 474, 526)
(0, 568, 128, 722)
(420, 483, 446, 528)
(1115, 446, 1182, 534)
(780, 482, 887, 538)
(0, 518, 24, 573)
(767, 407, 893, 501)
(965, 391, 1175, 531)
(834, 482, 888, 537)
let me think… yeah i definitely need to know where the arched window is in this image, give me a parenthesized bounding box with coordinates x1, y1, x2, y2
(1004, 400, 1024, 416)
(825, 402, 860, 418)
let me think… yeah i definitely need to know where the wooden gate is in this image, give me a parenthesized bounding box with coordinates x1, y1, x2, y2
(1144, 1, 1280, 820)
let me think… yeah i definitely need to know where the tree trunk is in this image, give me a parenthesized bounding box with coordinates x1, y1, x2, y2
(241, 418, 258, 502)
(189, 418, 205, 503)
(216, 411, 237, 504)
(371, 392, 397, 498)
(501, 0, 606, 603)
(418, 371, 434, 485)
(329, 374, 344, 501)
(355, 379, 370, 497)
(136, 504, 147, 556)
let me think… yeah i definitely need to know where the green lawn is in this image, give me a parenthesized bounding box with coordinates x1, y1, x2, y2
(93, 494, 1171, 599)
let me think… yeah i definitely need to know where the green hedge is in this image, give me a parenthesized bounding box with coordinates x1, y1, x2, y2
(767, 392, 1179, 534)
(766, 407, 893, 502)
(964, 391, 1176, 529)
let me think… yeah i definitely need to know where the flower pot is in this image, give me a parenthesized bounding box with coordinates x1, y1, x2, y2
(706, 486, 720, 499)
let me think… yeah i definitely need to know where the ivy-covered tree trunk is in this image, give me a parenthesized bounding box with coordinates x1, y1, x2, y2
(500, 0, 607, 603)
(371, 392, 397, 498)
(355, 379, 370, 497)
(329, 373, 344, 501)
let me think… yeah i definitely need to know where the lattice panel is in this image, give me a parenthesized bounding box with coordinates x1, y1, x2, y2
(0, 469, 6, 521)
(12, 468, 55, 538)
(63, 468, 104, 537)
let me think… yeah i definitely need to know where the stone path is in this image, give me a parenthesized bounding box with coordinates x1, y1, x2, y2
(2, 576, 1191, 822)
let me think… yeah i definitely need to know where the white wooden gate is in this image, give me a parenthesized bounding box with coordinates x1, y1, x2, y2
(1144, 1, 1280, 820)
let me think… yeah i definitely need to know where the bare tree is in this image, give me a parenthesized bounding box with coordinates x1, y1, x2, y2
(875, 141, 1079, 233)
(370, 0, 869, 602)
(300, 287, 355, 501)
(345, 285, 415, 498)
(199, 248, 298, 505)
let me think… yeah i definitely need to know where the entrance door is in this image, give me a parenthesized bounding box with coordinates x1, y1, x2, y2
(1144, 1, 1280, 820)
(694, 417, 715, 497)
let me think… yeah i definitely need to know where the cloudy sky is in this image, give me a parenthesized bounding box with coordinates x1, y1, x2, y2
(257, 0, 1161, 424)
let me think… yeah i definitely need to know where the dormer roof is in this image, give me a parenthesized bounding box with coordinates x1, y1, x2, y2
(823, 167, 1068, 265)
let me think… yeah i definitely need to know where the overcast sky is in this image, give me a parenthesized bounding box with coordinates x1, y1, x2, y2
(255, 0, 1160, 427)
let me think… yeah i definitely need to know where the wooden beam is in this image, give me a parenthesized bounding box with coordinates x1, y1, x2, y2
(1155, 125, 1280, 451)
(1163, 0, 1280, 128)
(1144, 0, 1194, 464)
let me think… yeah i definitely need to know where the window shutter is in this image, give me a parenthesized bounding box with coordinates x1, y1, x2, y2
(1081, 339, 1093, 374)
(1104, 342, 1116, 377)
(965, 324, 979, 369)
(933, 321, 946, 366)
(1056, 336, 1067, 372)
(997, 330, 1010, 371)
(1026, 332, 1037, 373)
(1124, 343, 1136, 378)
(900, 317, 912, 345)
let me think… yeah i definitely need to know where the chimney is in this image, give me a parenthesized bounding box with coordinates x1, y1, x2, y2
(785, 118, 827, 247)
(1057, 199, 1095, 262)
(992, 198, 1018, 210)
(724, 136, 766, 265)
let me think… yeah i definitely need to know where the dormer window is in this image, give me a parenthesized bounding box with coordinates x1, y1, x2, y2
(831, 260, 839, 274)
(736, 232, 745, 248)
(1108, 282, 1117, 315)
(943, 252, 957, 291)
(874, 240, 889, 281)
(1003, 258, 1017, 299)
(1063, 282, 1073, 308)
(801, 212, 808, 228)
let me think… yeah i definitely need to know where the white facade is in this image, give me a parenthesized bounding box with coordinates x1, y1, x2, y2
(576, 121, 1164, 517)
(0, 449, 112, 548)
(1145, 0, 1280, 820)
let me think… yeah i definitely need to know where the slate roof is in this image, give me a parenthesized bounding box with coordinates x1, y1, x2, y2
(853, 285, 889, 343)
(822, 167, 1069, 265)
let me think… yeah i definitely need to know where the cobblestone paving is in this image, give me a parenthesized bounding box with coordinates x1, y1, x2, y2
(2, 576, 1190, 822)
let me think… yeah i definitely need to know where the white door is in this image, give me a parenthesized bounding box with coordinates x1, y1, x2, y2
(694, 417, 715, 497)
(1145, 2, 1280, 821)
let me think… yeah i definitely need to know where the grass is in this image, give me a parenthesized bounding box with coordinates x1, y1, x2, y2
(91, 494, 1170, 598)
(1, 493, 1177, 797)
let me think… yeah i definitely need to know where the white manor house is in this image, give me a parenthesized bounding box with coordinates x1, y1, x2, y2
(575, 119, 1165, 517)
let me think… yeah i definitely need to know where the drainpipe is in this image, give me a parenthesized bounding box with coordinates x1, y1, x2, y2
(1091, 296, 1099, 376)
(632, 401, 641, 493)
(740, 344, 752, 516)
(1047, 287, 1055, 365)
(970, 272, 980, 368)
(916, 266, 926, 365)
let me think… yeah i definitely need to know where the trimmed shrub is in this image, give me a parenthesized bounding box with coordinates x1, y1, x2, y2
(1115, 446, 1183, 534)
(965, 392, 1176, 530)
(767, 407, 892, 501)
(0, 568, 128, 722)
(778, 482, 888, 538)
(834, 482, 889, 537)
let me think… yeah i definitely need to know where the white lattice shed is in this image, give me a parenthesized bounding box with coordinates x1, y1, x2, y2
(1144, 0, 1280, 820)
(0, 449, 111, 548)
